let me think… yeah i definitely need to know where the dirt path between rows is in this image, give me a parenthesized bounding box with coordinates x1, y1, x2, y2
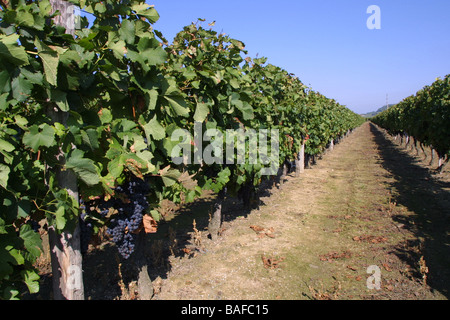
(146, 122, 449, 300)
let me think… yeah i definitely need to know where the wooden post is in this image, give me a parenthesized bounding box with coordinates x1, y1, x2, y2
(429, 148, 435, 166)
(295, 143, 305, 176)
(328, 139, 334, 152)
(47, 0, 84, 300)
(135, 232, 153, 300)
(49, 0, 75, 36)
(208, 189, 225, 241)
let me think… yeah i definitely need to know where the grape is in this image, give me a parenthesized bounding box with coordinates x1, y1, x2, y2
(80, 176, 149, 259)
(27, 219, 40, 233)
(103, 176, 150, 259)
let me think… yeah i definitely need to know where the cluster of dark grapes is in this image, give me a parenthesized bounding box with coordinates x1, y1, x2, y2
(106, 176, 150, 259)
(79, 176, 150, 258)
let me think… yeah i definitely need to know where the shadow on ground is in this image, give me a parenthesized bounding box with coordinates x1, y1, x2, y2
(369, 123, 450, 298)
(80, 172, 289, 299)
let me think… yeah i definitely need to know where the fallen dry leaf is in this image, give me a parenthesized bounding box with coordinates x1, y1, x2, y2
(382, 263, 392, 271)
(250, 225, 276, 239)
(143, 215, 158, 233)
(319, 250, 352, 262)
(262, 255, 285, 269)
(352, 235, 388, 243)
(250, 225, 265, 232)
(347, 265, 357, 271)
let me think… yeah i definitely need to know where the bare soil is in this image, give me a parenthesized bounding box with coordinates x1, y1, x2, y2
(32, 122, 450, 300)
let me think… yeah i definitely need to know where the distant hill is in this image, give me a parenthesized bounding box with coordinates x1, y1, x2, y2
(361, 104, 396, 118)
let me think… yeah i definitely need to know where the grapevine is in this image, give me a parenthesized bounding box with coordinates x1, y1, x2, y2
(372, 75, 450, 170)
(0, 0, 365, 298)
(106, 176, 150, 259)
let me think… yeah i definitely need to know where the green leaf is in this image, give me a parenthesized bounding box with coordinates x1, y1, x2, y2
(108, 40, 126, 60)
(143, 115, 166, 141)
(49, 89, 69, 112)
(141, 47, 167, 65)
(0, 245, 14, 278)
(54, 206, 67, 230)
(193, 102, 210, 122)
(8, 248, 24, 266)
(119, 20, 135, 44)
(229, 93, 254, 120)
(0, 70, 11, 93)
(159, 166, 181, 187)
(137, 36, 158, 51)
(2, 288, 20, 300)
(65, 149, 100, 186)
(147, 89, 158, 110)
(81, 128, 99, 150)
(107, 156, 125, 179)
(99, 108, 113, 124)
(132, 4, 160, 23)
(19, 224, 42, 259)
(17, 199, 30, 219)
(0, 217, 7, 235)
(38, 51, 59, 86)
(0, 139, 15, 153)
(53, 122, 66, 137)
(11, 73, 33, 102)
(16, 9, 35, 27)
(0, 164, 10, 189)
(94, 2, 107, 13)
(150, 209, 160, 222)
(229, 78, 240, 89)
(165, 95, 189, 117)
(238, 101, 254, 120)
(0, 34, 29, 66)
(22, 124, 56, 152)
(120, 119, 137, 132)
(0, 93, 9, 111)
(21, 269, 40, 294)
(217, 167, 231, 185)
(136, 150, 155, 172)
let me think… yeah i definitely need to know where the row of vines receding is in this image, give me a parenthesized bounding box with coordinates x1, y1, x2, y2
(371, 75, 450, 172)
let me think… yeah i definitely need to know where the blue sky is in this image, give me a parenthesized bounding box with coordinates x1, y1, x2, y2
(148, 0, 450, 114)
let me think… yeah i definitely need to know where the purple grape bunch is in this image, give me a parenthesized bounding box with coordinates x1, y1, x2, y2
(106, 176, 150, 259)
(79, 176, 150, 259)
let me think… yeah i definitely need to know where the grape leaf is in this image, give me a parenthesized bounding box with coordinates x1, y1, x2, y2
(22, 124, 56, 152)
(19, 224, 42, 260)
(108, 40, 127, 60)
(159, 166, 181, 187)
(11, 73, 33, 102)
(37, 51, 59, 86)
(65, 149, 100, 186)
(21, 269, 40, 294)
(0, 164, 10, 189)
(143, 115, 166, 141)
(0, 34, 29, 66)
(131, 4, 160, 23)
(141, 47, 167, 66)
(119, 19, 135, 44)
(0, 139, 15, 153)
(193, 102, 210, 122)
(165, 95, 190, 117)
